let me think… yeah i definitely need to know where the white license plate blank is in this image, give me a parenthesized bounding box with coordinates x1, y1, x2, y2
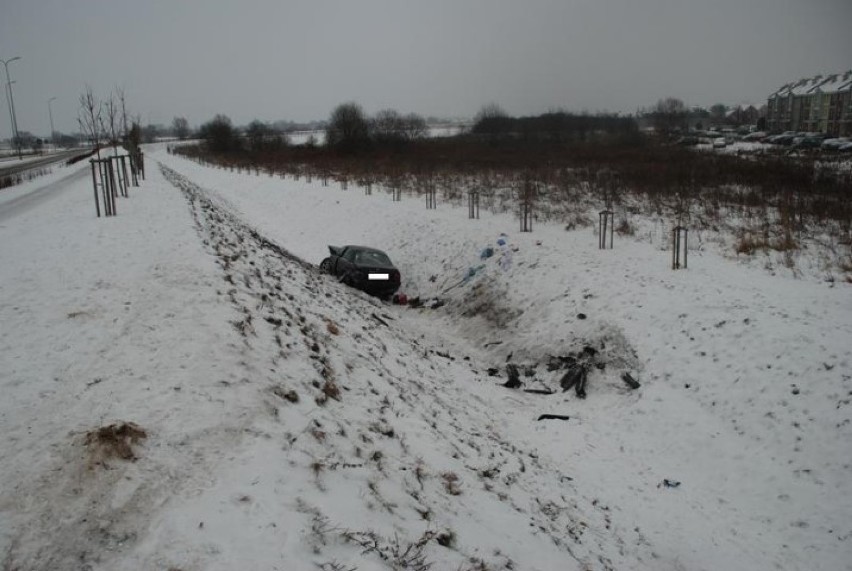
(368, 273, 389, 280)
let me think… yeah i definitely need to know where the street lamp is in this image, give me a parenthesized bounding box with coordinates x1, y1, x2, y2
(1, 56, 22, 159)
(48, 97, 57, 150)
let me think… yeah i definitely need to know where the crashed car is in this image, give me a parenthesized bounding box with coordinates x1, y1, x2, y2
(320, 245, 401, 299)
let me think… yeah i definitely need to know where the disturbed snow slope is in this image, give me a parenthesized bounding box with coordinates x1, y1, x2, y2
(155, 149, 852, 570)
(1, 160, 656, 570)
(130, 165, 654, 570)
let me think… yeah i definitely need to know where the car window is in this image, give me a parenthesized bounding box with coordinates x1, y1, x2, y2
(341, 248, 357, 262)
(355, 250, 392, 266)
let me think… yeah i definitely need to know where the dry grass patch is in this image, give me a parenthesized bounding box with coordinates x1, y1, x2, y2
(322, 380, 341, 401)
(325, 320, 340, 335)
(442, 472, 462, 496)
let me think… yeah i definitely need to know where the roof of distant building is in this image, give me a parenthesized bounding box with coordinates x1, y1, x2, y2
(769, 71, 852, 98)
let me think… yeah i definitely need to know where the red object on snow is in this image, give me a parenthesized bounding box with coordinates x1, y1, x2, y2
(393, 293, 408, 305)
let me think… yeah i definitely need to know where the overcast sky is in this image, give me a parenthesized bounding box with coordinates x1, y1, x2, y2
(1, 0, 850, 136)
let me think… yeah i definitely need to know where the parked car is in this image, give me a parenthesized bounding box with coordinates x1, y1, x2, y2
(839, 141, 852, 153)
(822, 138, 851, 151)
(777, 133, 802, 146)
(712, 137, 727, 148)
(320, 245, 401, 299)
(792, 136, 824, 149)
(674, 136, 699, 146)
(742, 131, 768, 142)
(767, 131, 799, 145)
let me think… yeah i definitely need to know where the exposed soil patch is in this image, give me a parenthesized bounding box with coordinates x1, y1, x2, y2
(84, 421, 147, 465)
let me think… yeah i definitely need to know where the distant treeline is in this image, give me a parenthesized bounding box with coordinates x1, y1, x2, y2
(471, 108, 638, 142)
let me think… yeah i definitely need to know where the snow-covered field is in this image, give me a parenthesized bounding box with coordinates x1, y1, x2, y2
(1, 147, 850, 570)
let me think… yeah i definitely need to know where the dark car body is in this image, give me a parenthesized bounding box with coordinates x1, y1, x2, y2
(320, 245, 401, 298)
(792, 136, 824, 149)
(674, 136, 699, 146)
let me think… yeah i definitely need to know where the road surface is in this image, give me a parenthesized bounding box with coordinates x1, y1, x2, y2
(0, 150, 89, 179)
(0, 165, 89, 223)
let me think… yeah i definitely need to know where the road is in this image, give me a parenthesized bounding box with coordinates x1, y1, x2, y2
(0, 165, 89, 223)
(0, 150, 89, 179)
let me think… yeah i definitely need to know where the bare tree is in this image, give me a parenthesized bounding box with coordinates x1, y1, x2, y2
(246, 119, 270, 152)
(402, 113, 428, 141)
(649, 97, 688, 136)
(709, 103, 727, 126)
(127, 121, 141, 150)
(472, 103, 510, 136)
(102, 92, 121, 156)
(199, 114, 236, 152)
(172, 116, 190, 140)
(326, 102, 369, 152)
(369, 109, 426, 145)
(78, 85, 102, 158)
(117, 87, 130, 143)
(371, 109, 405, 143)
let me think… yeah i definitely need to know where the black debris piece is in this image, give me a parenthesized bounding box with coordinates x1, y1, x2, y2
(559, 365, 586, 392)
(659, 479, 681, 489)
(537, 414, 570, 421)
(486, 367, 500, 377)
(487, 342, 630, 400)
(559, 368, 579, 392)
(621, 373, 641, 389)
(546, 357, 563, 372)
(577, 313, 587, 320)
(434, 350, 454, 360)
(503, 364, 522, 389)
(408, 296, 422, 308)
(371, 313, 390, 327)
(575, 367, 588, 399)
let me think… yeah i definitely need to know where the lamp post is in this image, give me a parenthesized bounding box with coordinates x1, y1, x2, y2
(1, 56, 22, 159)
(48, 97, 57, 150)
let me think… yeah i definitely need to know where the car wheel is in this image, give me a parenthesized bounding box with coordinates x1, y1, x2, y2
(319, 258, 332, 273)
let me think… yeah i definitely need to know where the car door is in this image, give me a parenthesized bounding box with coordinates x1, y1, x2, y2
(337, 247, 358, 279)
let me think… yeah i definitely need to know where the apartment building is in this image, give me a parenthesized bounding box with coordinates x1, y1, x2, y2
(766, 71, 852, 136)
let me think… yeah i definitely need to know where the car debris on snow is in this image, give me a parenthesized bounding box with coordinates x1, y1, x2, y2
(537, 414, 571, 421)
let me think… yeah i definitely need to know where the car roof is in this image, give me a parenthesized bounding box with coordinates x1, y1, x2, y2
(344, 245, 387, 254)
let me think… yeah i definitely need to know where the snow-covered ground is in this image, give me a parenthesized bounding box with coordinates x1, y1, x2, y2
(1, 148, 850, 570)
(286, 124, 467, 146)
(695, 141, 774, 154)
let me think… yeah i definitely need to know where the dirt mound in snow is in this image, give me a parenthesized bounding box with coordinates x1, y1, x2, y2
(83, 422, 147, 467)
(454, 274, 523, 327)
